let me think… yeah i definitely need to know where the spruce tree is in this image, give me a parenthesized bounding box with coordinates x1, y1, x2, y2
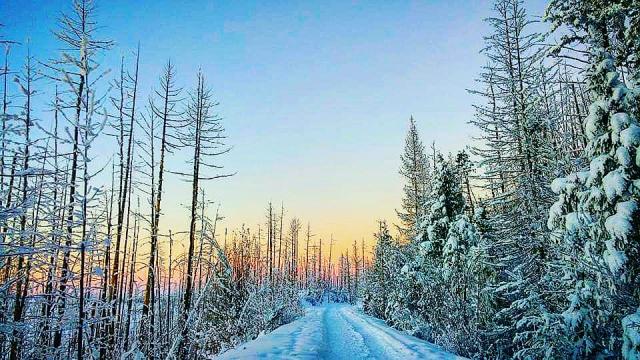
(543, 1, 640, 357)
(397, 116, 430, 240)
(416, 154, 464, 258)
(468, 0, 557, 355)
(363, 221, 395, 319)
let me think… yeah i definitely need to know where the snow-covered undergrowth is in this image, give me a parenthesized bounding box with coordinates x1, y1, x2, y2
(190, 272, 304, 357)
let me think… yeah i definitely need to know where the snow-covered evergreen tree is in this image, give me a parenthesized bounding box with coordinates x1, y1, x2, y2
(454, 149, 476, 215)
(468, 0, 558, 356)
(363, 221, 395, 319)
(396, 154, 483, 354)
(416, 154, 465, 258)
(397, 116, 430, 240)
(443, 215, 477, 271)
(542, 1, 640, 357)
(622, 308, 640, 360)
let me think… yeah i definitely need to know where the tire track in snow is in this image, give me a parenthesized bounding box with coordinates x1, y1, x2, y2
(338, 305, 463, 360)
(321, 304, 371, 359)
(218, 303, 465, 359)
(337, 305, 420, 359)
(290, 306, 325, 358)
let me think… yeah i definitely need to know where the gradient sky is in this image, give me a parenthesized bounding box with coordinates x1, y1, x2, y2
(2, 0, 547, 255)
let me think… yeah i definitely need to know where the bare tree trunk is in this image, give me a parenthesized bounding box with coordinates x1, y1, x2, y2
(77, 72, 95, 359)
(99, 163, 115, 360)
(305, 223, 310, 288)
(277, 203, 284, 275)
(9, 54, 34, 360)
(167, 230, 173, 347)
(180, 74, 205, 358)
(1, 44, 11, 196)
(267, 202, 273, 282)
(318, 238, 322, 283)
(123, 209, 139, 351)
(39, 86, 61, 348)
(117, 154, 135, 342)
(108, 57, 127, 353)
(54, 45, 85, 350)
(352, 240, 359, 303)
(197, 189, 206, 291)
(110, 48, 138, 353)
(142, 61, 178, 354)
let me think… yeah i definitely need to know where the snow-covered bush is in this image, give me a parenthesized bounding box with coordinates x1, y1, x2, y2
(192, 260, 303, 357)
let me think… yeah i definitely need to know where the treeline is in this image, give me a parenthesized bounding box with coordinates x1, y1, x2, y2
(363, 0, 640, 359)
(0, 1, 367, 359)
(223, 202, 368, 305)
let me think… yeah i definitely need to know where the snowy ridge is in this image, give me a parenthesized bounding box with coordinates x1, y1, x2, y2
(217, 303, 465, 359)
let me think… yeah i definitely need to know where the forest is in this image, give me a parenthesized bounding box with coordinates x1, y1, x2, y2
(1, 0, 639, 359)
(363, 0, 640, 358)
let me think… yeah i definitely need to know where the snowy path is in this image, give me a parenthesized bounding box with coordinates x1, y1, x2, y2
(217, 303, 465, 359)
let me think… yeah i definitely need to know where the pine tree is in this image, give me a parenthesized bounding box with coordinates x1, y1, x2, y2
(542, 1, 640, 357)
(404, 154, 483, 355)
(363, 221, 395, 319)
(454, 149, 475, 216)
(442, 214, 477, 272)
(468, 0, 557, 355)
(397, 116, 430, 240)
(416, 154, 465, 258)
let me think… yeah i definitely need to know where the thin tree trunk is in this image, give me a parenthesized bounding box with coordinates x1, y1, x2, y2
(142, 61, 175, 355)
(278, 203, 284, 275)
(179, 74, 205, 358)
(123, 210, 139, 351)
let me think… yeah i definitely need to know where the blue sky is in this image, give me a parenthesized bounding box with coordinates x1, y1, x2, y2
(2, 0, 548, 253)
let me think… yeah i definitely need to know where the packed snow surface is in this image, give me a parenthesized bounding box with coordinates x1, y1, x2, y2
(217, 303, 465, 359)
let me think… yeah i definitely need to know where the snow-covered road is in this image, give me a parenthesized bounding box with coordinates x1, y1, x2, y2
(217, 303, 465, 359)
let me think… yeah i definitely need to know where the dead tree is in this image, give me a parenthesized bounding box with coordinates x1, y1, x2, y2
(46, 2, 112, 355)
(140, 61, 181, 355)
(109, 46, 139, 355)
(175, 71, 232, 357)
(9, 50, 37, 360)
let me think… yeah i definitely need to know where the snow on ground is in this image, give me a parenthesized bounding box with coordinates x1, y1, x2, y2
(217, 303, 466, 359)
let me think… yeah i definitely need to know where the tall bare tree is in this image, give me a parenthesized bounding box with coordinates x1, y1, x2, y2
(175, 71, 232, 357)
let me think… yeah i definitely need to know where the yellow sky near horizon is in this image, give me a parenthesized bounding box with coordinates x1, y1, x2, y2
(154, 181, 402, 261)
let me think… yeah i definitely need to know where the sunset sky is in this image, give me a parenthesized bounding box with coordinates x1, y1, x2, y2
(2, 0, 547, 255)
